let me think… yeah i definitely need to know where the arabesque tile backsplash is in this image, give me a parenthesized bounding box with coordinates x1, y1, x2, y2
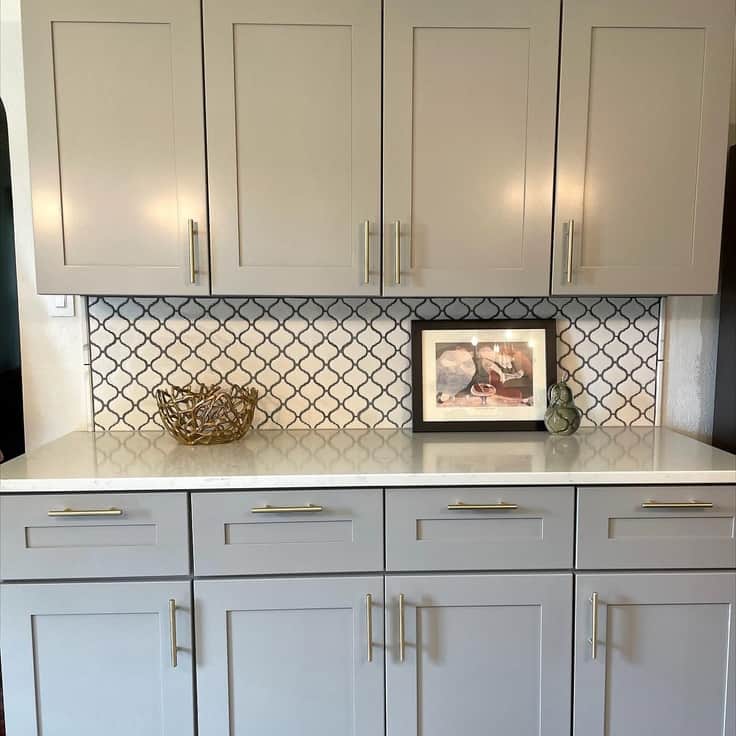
(87, 296, 661, 431)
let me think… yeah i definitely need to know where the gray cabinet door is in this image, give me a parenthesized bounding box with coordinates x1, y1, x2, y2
(574, 573, 736, 736)
(205, 0, 381, 296)
(195, 575, 384, 736)
(383, 0, 559, 296)
(0, 580, 194, 736)
(22, 0, 209, 295)
(385, 573, 572, 736)
(553, 0, 734, 295)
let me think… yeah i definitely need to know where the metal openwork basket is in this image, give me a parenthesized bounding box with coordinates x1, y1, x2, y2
(156, 384, 258, 445)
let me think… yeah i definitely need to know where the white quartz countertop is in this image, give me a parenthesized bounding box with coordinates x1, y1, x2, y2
(0, 427, 734, 492)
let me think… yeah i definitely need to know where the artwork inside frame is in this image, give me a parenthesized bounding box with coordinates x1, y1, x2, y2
(411, 319, 557, 432)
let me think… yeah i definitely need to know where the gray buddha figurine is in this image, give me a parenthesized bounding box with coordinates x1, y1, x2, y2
(544, 381, 582, 435)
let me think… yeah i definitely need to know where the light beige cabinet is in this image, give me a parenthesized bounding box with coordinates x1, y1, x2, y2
(204, 0, 381, 296)
(22, 0, 209, 295)
(22, 0, 734, 298)
(553, 0, 734, 295)
(383, 0, 560, 296)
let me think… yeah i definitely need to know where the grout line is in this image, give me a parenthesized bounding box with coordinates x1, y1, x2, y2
(654, 296, 668, 427)
(81, 296, 95, 432)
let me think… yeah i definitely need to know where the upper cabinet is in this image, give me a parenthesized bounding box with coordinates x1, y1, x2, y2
(21, 0, 735, 297)
(204, 0, 381, 296)
(22, 0, 209, 296)
(383, 0, 559, 296)
(553, 0, 734, 295)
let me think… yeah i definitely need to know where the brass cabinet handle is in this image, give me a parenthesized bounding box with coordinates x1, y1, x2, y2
(447, 502, 519, 511)
(169, 599, 178, 668)
(641, 500, 714, 509)
(398, 593, 406, 663)
(188, 218, 198, 284)
(365, 593, 373, 663)
(47, 507, 123, 517)
(250, 504, 324, 514)
(565, 219, 575, 284)
(394, 220, 401, 285)
(363, 220, 371, 285)
(588, 592, 598, 661)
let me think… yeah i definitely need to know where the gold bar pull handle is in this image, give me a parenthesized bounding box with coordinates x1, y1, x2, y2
(169, 599, 178, 668)
(565, 219, 575, 285)
(641, 500, 714, 509)
(365, 593, 373, 663)
(394, 220, 402, 285)
(251, 504, 324, 514)
(47, 507, 123, 518)
(588, 592, 598, 661)
(398, 593, 406, 663)
(363, 220, 370, 285)
(188, 218, 197, 284)
(447, 502, 519, 511)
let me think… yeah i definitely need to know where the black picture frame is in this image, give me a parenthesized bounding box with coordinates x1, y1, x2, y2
(411, 319, 557, 432)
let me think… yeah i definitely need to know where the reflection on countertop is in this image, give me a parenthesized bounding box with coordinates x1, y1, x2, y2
(1, 427, 734, 492)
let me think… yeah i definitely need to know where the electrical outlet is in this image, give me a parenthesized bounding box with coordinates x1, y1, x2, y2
(47, 295, 75, 317)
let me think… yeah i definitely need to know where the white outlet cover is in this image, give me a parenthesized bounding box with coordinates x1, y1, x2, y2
(46, 295, 75, 317)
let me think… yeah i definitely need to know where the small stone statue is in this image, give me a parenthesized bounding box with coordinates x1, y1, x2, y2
(544, 381, 582, 435)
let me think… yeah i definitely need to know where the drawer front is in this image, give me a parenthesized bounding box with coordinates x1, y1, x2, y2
(0, 493, 190, 580)
(386, 487, 574, 571)
(191, 490, 383, 575)
(576, 485, 736, 569)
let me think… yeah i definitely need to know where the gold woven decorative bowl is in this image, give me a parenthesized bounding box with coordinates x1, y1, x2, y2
(156, 384, 258, 445)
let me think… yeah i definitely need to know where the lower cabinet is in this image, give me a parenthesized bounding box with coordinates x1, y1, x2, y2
(195, 575, 385, 736)
(385, 573, 573, 736)
(574, 573, 736, 736)
(0, 580, 194, 736)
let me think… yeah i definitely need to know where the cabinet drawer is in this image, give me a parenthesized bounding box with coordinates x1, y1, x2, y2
(0, 493, 190, 580)
(386, 487, 574, 571)
(576, 486, 736, 569)
(191, 490, 383, 575)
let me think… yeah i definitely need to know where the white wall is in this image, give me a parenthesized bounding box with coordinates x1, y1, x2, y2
(1, 0, 89, 450)
(660, 296, 721, 442)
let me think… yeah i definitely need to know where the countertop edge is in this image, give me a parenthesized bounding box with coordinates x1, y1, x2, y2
(2, 470, 735, 493)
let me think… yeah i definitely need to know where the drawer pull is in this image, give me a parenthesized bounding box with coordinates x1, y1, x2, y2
(398, 593, 406, 663)
(188, 218, 198, 284)
(641, 500, 714, 510)
(250, 504, 324, 514)
(47, 507, 123, 517)
(447, 502, 519, 511)
(588, 592, 598, 660)
(394, 220, 402, 285)
(366, 593, 373, 663)
(565, 219, 575, 284)
(169, 599, 178, 668)
(363, 220, 371, 285)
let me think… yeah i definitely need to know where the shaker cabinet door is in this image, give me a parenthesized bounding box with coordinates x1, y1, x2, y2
(385, 573, 572, 736)
(0, 581, 195, 736)
(383, 0, 559, 296)
(205, 0, 381, 296)
(574, 573, 736, 736)
(22, 0, 209, 295)
(553, 0, 734, 295)
(195, 576, 385, 736)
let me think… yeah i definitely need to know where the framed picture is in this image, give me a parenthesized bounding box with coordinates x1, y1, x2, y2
(411, 319, 557, 432)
